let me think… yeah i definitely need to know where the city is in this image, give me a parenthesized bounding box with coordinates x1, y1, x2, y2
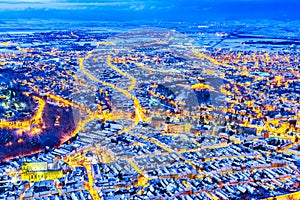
(0, 2, 300, 200)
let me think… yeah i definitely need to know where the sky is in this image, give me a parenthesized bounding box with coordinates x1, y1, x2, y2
(0, 0, 300, 22)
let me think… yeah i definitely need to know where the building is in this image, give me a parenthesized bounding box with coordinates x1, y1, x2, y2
(150, 116, 165, 129)
(164, 122, 191, 134)
(296, 114, 300, 131)
(21, 162, 63, 182)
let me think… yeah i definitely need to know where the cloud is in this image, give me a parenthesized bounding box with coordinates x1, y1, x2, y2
(0, 0, 173, 12)
(0, 0, 293, 15)
(0, 1, 134, 10)
(129, 5, 145, 11)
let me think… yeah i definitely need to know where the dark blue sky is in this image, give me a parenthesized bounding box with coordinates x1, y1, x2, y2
(0, 0, 300, 22)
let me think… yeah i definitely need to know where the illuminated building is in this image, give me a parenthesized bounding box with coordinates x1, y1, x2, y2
(262, 130, 270, 138)
(164, 122, 191, 134)
(21, 162, 63, 182)
(97, 146, 116, 164)
(296, 114, 300, 131)
(190, 127, 201, 135)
